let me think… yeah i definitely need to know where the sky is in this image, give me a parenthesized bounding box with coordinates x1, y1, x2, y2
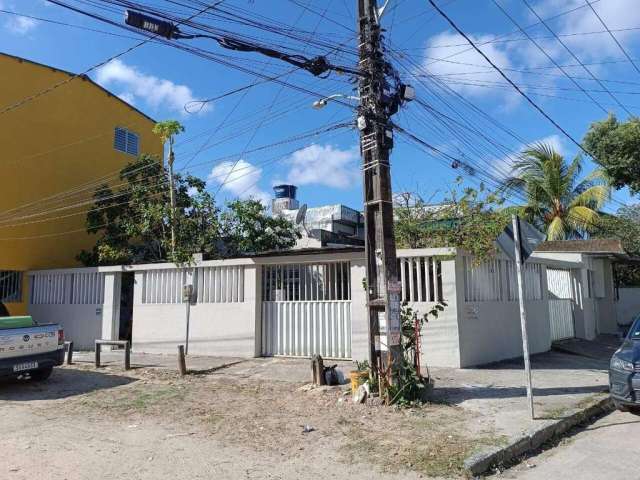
(2, 0, 639, 213)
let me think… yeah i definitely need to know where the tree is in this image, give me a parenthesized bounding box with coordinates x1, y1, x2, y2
(220, 199, 300, 256)
(592, 204, 640, 286)
(503, 143, 610, 240)
(152, 120, 185, 257)
(78, 155, 220, 266)
(394, 180, 510, 263)
(583, 114, 640, 194)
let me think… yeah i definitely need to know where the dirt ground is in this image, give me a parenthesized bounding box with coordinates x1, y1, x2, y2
(0, 359, 501, 480)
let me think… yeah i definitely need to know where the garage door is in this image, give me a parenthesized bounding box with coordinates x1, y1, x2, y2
(261, 261, 352, 359)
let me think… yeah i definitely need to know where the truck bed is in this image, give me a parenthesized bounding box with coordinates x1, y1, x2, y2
(0, 324, 65, 378)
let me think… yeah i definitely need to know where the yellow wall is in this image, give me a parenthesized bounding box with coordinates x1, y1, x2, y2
(0, 54, 162, 314)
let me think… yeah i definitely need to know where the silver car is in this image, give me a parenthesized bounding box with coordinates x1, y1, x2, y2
(609, 316, 640, 412)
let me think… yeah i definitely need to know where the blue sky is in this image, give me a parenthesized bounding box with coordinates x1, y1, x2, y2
(2, 0, 639, 212)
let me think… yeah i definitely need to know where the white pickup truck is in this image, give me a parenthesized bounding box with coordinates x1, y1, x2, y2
(0, 316, 65, 381)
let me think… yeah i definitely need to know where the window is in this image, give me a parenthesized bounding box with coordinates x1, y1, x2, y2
(114, 127, 139, 156)
(0, 271, 22, 302)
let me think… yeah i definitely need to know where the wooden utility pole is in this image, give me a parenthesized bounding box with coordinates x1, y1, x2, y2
(357, 0, 402, 385)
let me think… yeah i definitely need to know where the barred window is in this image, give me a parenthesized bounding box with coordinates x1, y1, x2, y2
(0, 271, 22, 302)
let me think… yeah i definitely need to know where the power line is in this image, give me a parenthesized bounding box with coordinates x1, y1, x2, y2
(492, 0, 608, 114)
(427, 0, 587, 154)
(521, 0, 634, 117)
(583, 0, 640, 76)
(423, 0, 604, 68)
(0, 0, 225, 115)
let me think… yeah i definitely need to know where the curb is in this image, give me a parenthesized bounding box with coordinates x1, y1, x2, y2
(463, 396, 614, 477)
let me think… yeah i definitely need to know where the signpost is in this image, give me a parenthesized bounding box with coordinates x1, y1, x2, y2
(182, 283, 193, 355)
(498, 215, 545, 420)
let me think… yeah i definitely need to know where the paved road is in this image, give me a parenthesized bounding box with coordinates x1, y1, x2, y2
(493, 410, 640, 479)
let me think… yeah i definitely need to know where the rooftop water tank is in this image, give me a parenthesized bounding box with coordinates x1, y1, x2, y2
(273, 184, 297, 199)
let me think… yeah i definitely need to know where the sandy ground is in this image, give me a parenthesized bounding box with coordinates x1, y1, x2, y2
(0, 360, 496, 480)
(0, 348, 613, 480)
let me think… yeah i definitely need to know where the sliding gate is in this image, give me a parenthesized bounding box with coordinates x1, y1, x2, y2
(261, 261, 352, 359)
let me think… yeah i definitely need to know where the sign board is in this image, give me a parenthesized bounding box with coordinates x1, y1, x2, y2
(497, 217, 545, 263)
(182, 284, 194, 302)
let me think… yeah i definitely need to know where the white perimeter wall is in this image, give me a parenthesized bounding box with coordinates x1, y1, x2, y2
(616, 287, 640, 327)
(27, 270, 121, 350)
(456, 256, 551, 367)
(131, 264, 258, 357)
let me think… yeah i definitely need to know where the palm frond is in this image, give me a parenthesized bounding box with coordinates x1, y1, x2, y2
(566, 205, 600, 234)
(546, 215, 567, 240)
(569, 185, 610, 209)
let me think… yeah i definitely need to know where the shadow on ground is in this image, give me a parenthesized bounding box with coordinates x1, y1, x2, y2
(0, 367, 135, 401)
(430, 384, 607, 405)
(475, 352, 609, 371)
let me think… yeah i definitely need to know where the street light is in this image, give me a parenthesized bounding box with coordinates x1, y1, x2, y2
(312, 94, 360, 109)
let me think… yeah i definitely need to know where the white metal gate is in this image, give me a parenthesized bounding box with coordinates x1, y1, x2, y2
(261, 261, 352, 359)
(547, 268, 576, 340)
(549, 299, 575, 340)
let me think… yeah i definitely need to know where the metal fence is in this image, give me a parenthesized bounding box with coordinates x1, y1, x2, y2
(398, 256, 444, 303)
(464, 257, 543, 302)
(30, 273, 68, 305)
(142, 266, 245, 304)
(70, 272, 105, 304)
(261, 262, 350, 302)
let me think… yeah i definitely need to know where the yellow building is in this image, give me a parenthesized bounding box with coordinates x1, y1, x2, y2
(0, 52, 162, 315)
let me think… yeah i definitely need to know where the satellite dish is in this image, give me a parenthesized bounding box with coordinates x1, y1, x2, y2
(295, 204, 309, 235)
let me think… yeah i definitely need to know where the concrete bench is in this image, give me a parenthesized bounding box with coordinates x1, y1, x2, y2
(95, 340, 130, 370)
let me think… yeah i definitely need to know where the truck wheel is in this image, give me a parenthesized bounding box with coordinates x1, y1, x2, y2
(29, 367, 53, 382)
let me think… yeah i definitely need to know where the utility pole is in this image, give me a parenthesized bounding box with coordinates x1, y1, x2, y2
(357, 0, 402, 387)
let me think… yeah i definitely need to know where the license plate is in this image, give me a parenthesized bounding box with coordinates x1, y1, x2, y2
(13, 361, 38, 372)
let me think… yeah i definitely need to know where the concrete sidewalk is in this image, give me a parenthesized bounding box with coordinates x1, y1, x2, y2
(427, 348, 614, 475)
(552, 334, 620, 360)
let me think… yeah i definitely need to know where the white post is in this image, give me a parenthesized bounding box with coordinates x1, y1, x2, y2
(513, 214, 535, 420)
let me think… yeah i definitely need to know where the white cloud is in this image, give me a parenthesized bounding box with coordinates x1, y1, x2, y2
(493, 134, 567, 177)
(531, 0, 640, 63)
(5, 15, 38, 35)
(117, 92, 136, 105)
(94, 59, 204, 115)
(284, 144, 360, 189)
(207, 159, 270, 205)
(527, 134, 565, 156)
(421, 31, 521, 105)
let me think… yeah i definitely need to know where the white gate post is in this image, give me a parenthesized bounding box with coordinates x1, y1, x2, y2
(101, 272, 121, 341)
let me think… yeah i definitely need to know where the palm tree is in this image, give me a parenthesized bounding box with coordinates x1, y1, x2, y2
(503, 143, 611, 240)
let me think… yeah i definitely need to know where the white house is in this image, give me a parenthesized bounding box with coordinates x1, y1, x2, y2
(26, 241, 623, 368)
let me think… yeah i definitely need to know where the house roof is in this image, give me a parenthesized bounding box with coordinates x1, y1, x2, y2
(0, 51, 156, 123)
(535, 239, 626, 255)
